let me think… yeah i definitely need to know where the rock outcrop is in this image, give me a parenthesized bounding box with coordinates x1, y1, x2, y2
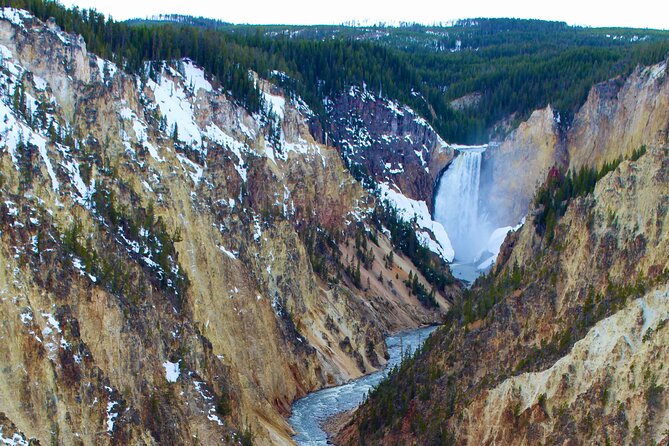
(481, 106, 566, 226)
(326, 85, 455, 209)
(568, 59, 669, 169)
(459, 148, 669, 445)
(481, 56, 669, 228)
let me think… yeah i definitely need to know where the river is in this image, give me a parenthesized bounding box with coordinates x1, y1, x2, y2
(289, 325, 438, 445)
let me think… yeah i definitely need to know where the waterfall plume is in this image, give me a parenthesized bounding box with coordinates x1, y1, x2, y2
(434, 147, 490, 263)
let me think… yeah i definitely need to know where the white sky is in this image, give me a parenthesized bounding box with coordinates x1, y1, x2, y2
(58, 0, 668, 29)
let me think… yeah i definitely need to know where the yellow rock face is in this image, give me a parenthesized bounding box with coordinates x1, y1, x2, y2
(483, 58, 669, 227)
(569, 61, 669, 169)
(463, 149, 669, 445)
(483, 106, 566, 226)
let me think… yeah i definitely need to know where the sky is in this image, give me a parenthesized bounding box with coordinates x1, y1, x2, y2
(58, 0, 668, 29)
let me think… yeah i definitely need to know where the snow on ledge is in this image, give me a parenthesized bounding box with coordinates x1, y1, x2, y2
(183, 59, 213, 93)
(262, 90, 285, 120)
(476, 217, 525, 270)
(219, 246, 238, 259)
(163, 360, 180, 383)
(0, 8, 32, 28)
(379, 182, 454, 262)
(0, 426, 30, 446)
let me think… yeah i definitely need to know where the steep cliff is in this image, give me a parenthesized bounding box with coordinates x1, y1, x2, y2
(326, 85, 455, 208)
(481, 107, 567, 227)
(482, 56, 669, 228)
(0, 9, 450, 445)
(322, 85, 459, 265)
(568, 59, 669, 169)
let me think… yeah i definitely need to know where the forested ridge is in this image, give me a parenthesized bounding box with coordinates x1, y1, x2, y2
(3, 0, 669, 143)
(133, 15, 669, 142)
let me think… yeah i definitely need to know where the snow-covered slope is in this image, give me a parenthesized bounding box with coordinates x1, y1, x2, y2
(378, 182, 454, 262)
(327, 83, 455, 209)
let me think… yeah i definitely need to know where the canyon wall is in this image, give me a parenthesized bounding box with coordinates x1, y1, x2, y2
(0, 10, 449, 445)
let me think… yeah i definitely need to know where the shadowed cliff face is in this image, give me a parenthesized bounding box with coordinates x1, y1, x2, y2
(326, 85, 455, 209)
(0, 9, 449, 445)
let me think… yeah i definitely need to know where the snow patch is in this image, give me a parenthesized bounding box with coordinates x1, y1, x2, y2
(385, 100, 405, 116)
(284, 138, 324, 162)
(219, 246, 238, 259)
(19, 310, 32, 325)
(175, 154, 204, 185)
(163, 360, 180, 383)
(475, 218, 525, 270)
(262, 90, 285, 120)
(0, 96, 59, 193)
(0, 8, 32, 28)
(378, 182, 454, 262)
(72, 257, 97, 282)
(119, 105, 163, 161)
(414, 148, 426, 167)
(0, 426, 29, 446)
(4, 201, 18, 217)
(32, 75, 47, 91)
(96, 57, 118, 81)
(193, 381, 225, 426)
(253, 216, 262, 242)
(183, 59, 212, 93)
(141, 180, 154, 193)
(106, 399, 119, 434)
(60, 158, 95, 206)
(204, 124, 247, 181)
(148, 69, 202, 149)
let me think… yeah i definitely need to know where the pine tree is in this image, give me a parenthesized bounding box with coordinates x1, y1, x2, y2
(172, 123, 179, 142)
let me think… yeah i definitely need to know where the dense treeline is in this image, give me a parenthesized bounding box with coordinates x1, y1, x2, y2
(126, 14, 231, 28)
(372, 202, 454, 295)
(534, 145, 647, 243)
(3, 0, 669, 143)
(1, 0, 263, 110)
(173, 18, 669, 141)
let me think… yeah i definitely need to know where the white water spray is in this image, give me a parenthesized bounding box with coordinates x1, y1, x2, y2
(434, 147, 490, 263)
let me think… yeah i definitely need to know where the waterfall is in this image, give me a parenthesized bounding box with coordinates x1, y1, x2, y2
(434, 147, 489, 263)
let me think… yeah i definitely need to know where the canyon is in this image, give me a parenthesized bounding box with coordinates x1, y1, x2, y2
(0, 9, 455, 445)
(0, 5, 668, 446)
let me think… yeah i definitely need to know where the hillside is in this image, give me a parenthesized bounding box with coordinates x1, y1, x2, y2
(129, 16, 669, 143)
(6, 0, 669, 143)
(0, 7, 458, 445)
